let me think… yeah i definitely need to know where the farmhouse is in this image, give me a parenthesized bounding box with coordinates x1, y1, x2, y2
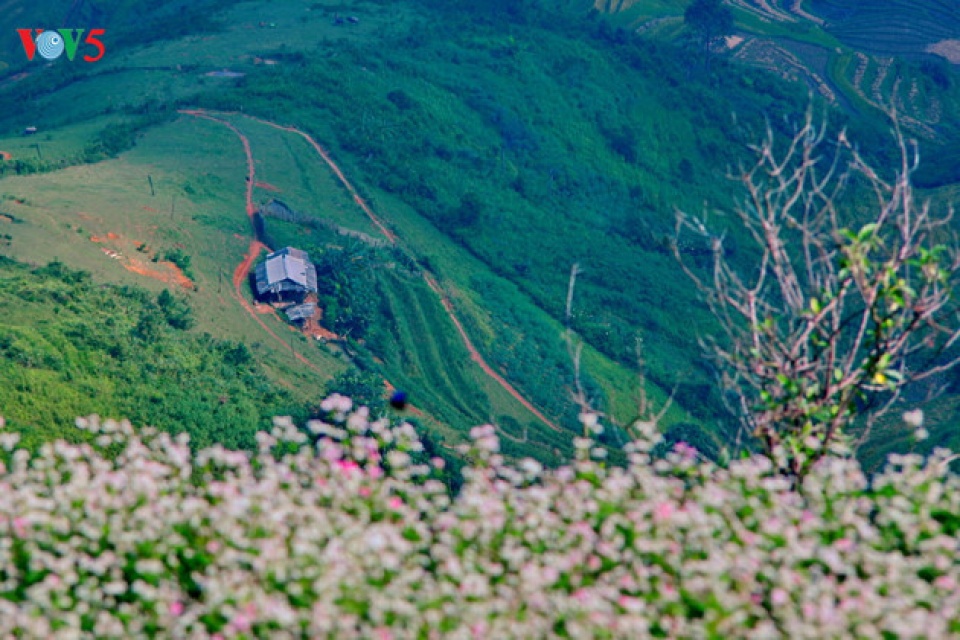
(254, 247, 318, 302)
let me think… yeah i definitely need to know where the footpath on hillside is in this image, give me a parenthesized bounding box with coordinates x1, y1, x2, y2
(179, 109, 560, 432)
(179, 110, 323, 374)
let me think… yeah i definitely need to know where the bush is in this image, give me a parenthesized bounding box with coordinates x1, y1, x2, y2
(157, 289, 195, 331)
(160, 248, 195, 281)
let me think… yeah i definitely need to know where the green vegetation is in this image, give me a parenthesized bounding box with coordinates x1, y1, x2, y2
(156, 247, 195, 281)
(0, 0, 958, 466)
(191, 5, 821, 441)
(685, 0, 734, 53)
(0, 257, 309, 451)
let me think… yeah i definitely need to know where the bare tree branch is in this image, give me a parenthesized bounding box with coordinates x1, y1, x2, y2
(675, 107, 960, 476)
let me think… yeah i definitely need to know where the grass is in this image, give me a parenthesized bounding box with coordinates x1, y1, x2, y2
(730, 7, 843, 50)
(220, 115, 383, 239)
(0, 115, 345, 402)
(0, 257, 314, 451)
(0, 0, 958, 466)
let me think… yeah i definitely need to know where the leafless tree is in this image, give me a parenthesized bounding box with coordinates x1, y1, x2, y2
(675, 108, 960, 475)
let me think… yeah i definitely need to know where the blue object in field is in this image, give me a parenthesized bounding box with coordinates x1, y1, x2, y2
(390, 391, 408, 410)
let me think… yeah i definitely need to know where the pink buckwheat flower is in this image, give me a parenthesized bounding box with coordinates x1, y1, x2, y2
(653, 502, 674, 522)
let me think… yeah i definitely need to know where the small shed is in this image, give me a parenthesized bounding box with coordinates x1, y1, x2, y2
(22, 126, 37, 136)
(254, 247, 318, 301)
(285, 303, 317, 323)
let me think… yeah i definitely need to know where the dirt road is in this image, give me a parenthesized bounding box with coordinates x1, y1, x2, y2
(179, 109, 559, 431)
(179, 109, 324, 374)
(244, 114, 560, 432)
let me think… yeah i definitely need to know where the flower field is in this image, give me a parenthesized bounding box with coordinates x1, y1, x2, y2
(1, 398, 958, 638)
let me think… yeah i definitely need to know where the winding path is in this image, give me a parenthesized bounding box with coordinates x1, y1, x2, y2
(179, 109, 560, 432)
(179, 109, 323, 373)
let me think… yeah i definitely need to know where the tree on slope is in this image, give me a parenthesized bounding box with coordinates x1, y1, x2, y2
(685, 0, 734, 60)
(675, 110, 960, 476)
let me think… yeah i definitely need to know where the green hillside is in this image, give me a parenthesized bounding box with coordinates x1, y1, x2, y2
(0, 256, 313, 450)
(0, 0, 958, 465)
(595, 0, 960, 185)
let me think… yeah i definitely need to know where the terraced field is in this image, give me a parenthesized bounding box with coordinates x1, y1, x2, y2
(812, 0, 960, 58)
(596, 0, 960, 150)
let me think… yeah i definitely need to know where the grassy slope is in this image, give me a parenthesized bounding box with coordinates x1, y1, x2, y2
(1, 0, 957, 464)
(0, 257, 311, 451)
(0, 115, 345, 436)
(0, 2, 656, 457)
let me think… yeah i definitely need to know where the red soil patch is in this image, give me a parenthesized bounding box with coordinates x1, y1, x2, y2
(89, 231, 120, 243)
(142, 205, 159, 213)
(76, 212, 100, 221)
(124, 257, 194, 290)
(305, 322, 339, 341)
(300, 294, 341, 341)
(0, 151, 11, 161)
(0, 214, 12, 223)
(89, 230, 193, 289)
(160, 261, 194, 289)
(254, 181, 281, 192)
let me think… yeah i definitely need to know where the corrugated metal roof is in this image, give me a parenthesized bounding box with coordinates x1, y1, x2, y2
(254, 247, 318, 297)
(285, 303, 317, 322)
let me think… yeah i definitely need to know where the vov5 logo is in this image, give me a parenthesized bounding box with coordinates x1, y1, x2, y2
(16, 29, 106, 63)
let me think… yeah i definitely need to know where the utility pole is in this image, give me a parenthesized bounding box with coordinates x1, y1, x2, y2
(171, 195, 176, 220)
(147, 175, 155, 196)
